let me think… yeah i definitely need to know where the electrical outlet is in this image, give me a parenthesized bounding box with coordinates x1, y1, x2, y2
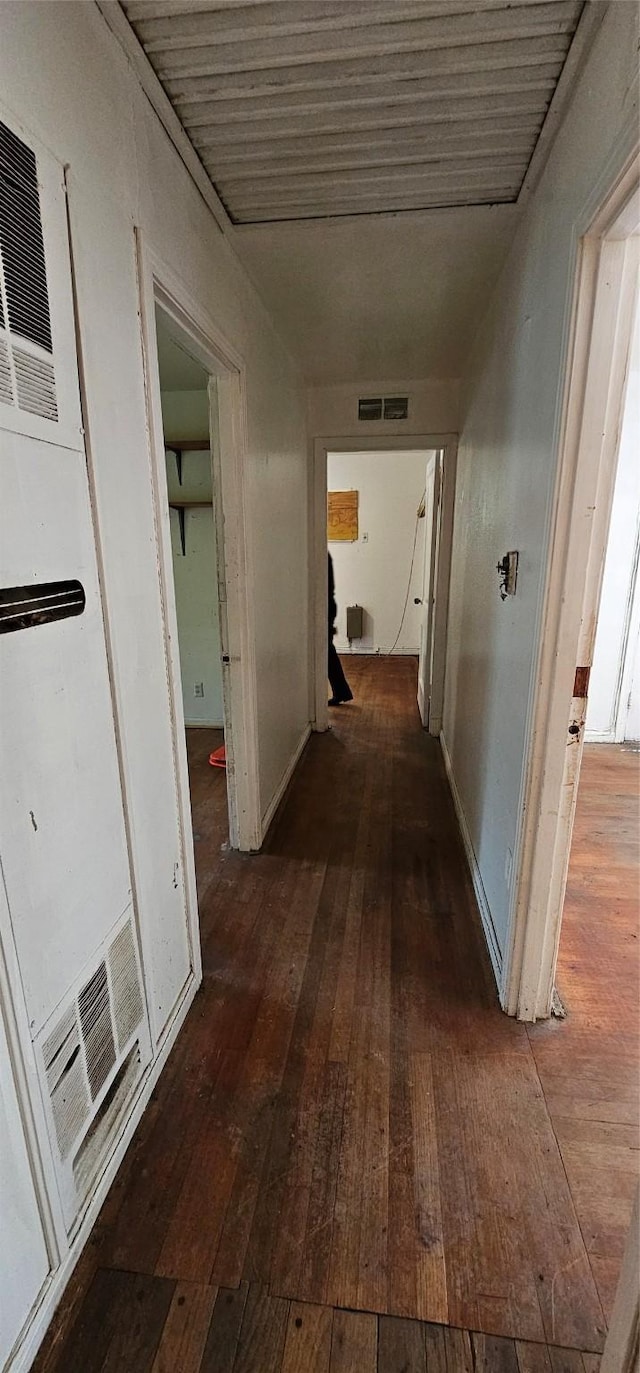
(194, 682, 204, 698)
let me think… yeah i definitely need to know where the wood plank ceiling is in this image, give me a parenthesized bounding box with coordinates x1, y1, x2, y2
(120, 0, 587, 223)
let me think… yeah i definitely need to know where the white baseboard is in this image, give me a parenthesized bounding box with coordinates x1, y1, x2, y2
(260, 723, 311, 841)
(584, 728, 615, 743)
(9, 972, 199, 1373)
(439, 731, 503, 991)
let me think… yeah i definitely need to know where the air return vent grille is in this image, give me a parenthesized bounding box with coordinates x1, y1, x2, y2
(43, 1006, 90, 1162)
(78, 962, 116, 1101)
(358, 394, 409, 422)
(0, 117, 58, 421)
(109, 921, 144, 1055)
(36, 913, 148, 1228)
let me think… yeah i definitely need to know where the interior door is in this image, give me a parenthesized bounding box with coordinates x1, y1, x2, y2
(417, 452, 441, 726)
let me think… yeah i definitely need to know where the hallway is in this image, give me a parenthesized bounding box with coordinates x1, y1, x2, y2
(33, 658, 628, 1372)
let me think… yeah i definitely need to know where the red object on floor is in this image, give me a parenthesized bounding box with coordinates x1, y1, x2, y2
(209, 744, 226, 769)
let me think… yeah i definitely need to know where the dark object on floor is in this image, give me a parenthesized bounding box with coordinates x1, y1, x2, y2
(329, 691, 353, 706)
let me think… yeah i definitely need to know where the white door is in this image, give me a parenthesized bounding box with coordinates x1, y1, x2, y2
(417, 452, 440, 726)
(0, 113, 133, 1040)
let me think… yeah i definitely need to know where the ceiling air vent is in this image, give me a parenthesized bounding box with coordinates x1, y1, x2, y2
(0, 118, 58, 421)
(384, 396, 409, 421)
(358, 395, 409, 421)
(358, 397, 382, 421)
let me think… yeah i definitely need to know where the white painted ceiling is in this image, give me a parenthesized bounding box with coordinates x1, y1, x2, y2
(234, 202, 519, 381)
(121, 0, 586, 224)
(116, 1, 598, 383)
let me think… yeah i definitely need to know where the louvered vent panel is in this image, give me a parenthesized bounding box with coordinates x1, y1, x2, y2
(13, 345, 57, 419)
(0, 337, 12, 404)
(78, 961, 116, 1101)
(43, 1005, 91, 1160)
(0, 117, 58, 421)
(108, 921, 144, 1054)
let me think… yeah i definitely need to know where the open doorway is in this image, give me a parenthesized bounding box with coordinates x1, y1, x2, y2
(313, 435, 457, 733)
(136, 235, 263, 963)
(154, 308, 229, 895)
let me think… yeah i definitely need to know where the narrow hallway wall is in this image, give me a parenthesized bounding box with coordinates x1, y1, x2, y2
(443, 1, 639, 972)
(0, 1, 309, 1043)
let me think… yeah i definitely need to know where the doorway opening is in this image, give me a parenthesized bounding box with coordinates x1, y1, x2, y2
(313, 434, 458, 733)
(154, 306, 230, 895)
(136, 237, 262, 986)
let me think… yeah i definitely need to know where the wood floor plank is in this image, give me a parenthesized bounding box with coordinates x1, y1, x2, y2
(328, 1308, 377, 1373)
(281, 1302, 333, 1373)
(471, 1331, 519, 1371)
(515, 1341, 553, 1372)
(232, 1286, 289, 1373)
(150, 1281, 217, 1373)
(58, 1269, 175, 1373)
(378, 1315, 426, 1371)
(548, 1350, 588, 1373)
(199, 1285, 249, 1373)
(442, 1325, 474, 1372)
(297, 1060, 347, 1305)
(409, 1054, 447, 1323)
(156, 1049, 244, 1281)
(423, 1322, 447, 1372)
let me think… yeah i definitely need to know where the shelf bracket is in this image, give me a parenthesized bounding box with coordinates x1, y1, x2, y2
(165, 444, 183, 485)
(177, 506, 186, 556)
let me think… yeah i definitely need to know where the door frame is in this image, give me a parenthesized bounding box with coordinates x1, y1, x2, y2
(136, 235, 262, 914)
(311, 433, 457, 733)
(418, 450, 442, 728)
(504, 150, 640, 1020)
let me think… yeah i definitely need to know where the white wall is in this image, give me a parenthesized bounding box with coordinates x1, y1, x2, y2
(0, 0, 309, 1046)
(308, 377, 459, 440)
(586, 301, 640, 741)
(328, 449, 432, 654)
(443, 1, 639, 968)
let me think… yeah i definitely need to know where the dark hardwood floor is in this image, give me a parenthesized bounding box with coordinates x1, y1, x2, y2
(33, 661, 639, 1372)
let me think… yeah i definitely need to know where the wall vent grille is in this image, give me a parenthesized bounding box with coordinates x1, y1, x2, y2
(43, 1005, 90, 1162)
(109, 921, 144, 1055)
(0, 118, 58, 421)
(78, 961, 115, 1101)
(358, 395, 409, 422)
(37, 914, 147, 1229)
